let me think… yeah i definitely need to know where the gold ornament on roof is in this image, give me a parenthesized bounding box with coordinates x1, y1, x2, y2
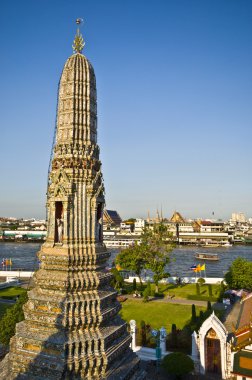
(72, 18, 85, 54)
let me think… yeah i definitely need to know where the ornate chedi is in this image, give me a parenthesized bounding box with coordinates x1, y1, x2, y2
(2, 22, 145, 380)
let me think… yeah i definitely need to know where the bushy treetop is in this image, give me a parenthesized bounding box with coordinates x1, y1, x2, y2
(225, 257, 252, 291)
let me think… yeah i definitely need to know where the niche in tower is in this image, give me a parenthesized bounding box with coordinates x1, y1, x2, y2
(96, 203, 103, 242)
(55, 201, 63, 243)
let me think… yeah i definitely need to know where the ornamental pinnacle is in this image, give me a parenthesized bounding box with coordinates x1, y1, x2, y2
(0, 21, 145, 380)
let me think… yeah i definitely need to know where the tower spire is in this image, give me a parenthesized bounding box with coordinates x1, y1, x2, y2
(72, 18, 85, 54)
(4, 22, 145, 380)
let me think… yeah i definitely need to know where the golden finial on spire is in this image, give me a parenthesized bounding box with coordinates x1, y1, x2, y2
(72, 18, 85, 54)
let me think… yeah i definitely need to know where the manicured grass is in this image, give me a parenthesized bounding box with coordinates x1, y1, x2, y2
(119, 299, 206, 330)
(159, 283, 220, 300)
(128, 282, 221, 302)
(0, 287, 27, 299)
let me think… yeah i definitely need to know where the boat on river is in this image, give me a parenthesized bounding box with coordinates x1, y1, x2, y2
(195, 253, 219, 261)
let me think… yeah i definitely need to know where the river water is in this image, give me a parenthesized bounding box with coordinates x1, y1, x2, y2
(0, 243, 251, 278)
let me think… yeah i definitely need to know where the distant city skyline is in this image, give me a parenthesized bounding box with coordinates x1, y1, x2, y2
(1, 210, 251, 223)
(1, 0, 252, 220)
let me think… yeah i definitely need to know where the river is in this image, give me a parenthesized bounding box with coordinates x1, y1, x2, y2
(0, 243, 251, 278)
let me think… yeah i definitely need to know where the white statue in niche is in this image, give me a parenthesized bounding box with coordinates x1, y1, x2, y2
(57, 218, 64, 243)
(96, 217, 102, 242)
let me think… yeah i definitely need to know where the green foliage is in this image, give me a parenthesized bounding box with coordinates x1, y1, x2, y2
(171, 323, 177, 348)
(0, 292, 28, 346)
(143, 281, 151, 302)
(110, 268, 124, 290)
(191, 304, 196, 323)
(207, 300, 212, 311)
(142, 224, 173, 292)
(208, 284, 213, 297)
(162, 352, 194, 379)
(225, 258, 252, 290)
(197, 277, 205, 286)
(0, 304, 13, 319)
(196, 283, 200, 295)
(140, 320, 147, 346)
(116, 244, 146, 285)
(199, 310, 204, 321)
(132, 278, 137, 291)
(116, 223, 174, 291)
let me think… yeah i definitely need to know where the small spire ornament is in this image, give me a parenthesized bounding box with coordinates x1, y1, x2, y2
(72, 18, 85, 53)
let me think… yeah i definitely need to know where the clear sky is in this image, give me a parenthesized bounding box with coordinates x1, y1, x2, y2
(0, 0, 252, 221)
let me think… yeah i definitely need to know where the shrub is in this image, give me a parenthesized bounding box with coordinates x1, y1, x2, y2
(162, 352, 194, 379)
(132, 278, 137, 291)
(140, 320, 147, 346)
(171, 323, 177, 348)
(197, 277, 205, 286)
(143, 281, 151, 302)
(0, 292, 28, 346)
(196, 283, 200, 296)
(199, 310, 204, 321)
(191, 304, 196, 323)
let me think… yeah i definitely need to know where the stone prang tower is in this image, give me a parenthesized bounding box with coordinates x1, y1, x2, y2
(2, 22, 145, 380)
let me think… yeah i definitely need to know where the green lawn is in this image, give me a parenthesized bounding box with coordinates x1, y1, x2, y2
(159, 283, 220, 301)
(0, 287, 27, 299)
(125, 282, 221, 302)
(119, 299, 206, 330)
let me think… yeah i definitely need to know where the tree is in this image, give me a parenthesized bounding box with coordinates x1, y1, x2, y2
(141, 223, 173, 292)
(196, 283, 200, 296)
(191, 304, 196, 323)
(116, 244, 146, 286)
(140, 320, 147, 346)
(0, 292, 28, 346)
(207, 300, 212, 312)
(110, 268, 124, 290)
(143, 281, 151, 302)
(162, 352, 194, 379)
(132, 278, 137, 291)
(116, 223, 174, 291)
(225, 257, 252, 290)
(171, 323, 177, 347)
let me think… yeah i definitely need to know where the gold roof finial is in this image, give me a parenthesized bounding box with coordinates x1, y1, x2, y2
(72, 18, 85, 54)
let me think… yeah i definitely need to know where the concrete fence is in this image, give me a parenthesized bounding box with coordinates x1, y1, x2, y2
(0, 271, 34, 279)
(125, 276, 224, 285)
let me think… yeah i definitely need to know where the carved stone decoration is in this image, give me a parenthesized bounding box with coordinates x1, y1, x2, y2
(4, 30, 145, 380)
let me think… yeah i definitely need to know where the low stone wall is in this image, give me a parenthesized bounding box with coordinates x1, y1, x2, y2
(0, 271, 33, 279)
(125, 276, 224, 285)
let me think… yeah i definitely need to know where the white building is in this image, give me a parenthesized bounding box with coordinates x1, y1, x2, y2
(193, 293, 252, 379)
(231, 213, 246, 223)
(134, 219, 146, 233)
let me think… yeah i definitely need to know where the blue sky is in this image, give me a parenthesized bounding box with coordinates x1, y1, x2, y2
(0, 0, 252, 221)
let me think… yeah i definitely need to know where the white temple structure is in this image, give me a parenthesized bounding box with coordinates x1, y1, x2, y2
(193, 293, 252, 379)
